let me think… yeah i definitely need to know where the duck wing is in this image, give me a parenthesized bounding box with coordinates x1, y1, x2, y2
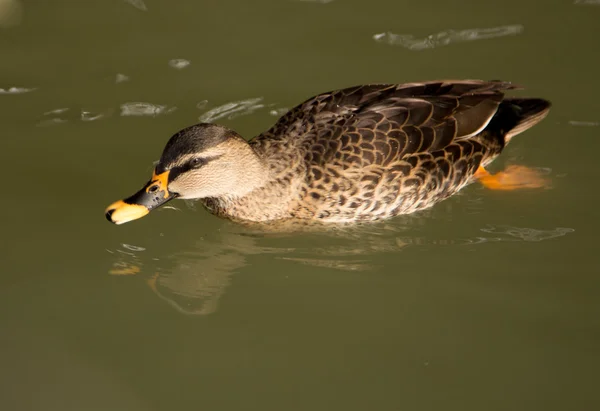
(253, 80, 517, 167)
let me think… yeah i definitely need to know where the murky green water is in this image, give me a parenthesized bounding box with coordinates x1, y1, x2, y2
(1, 0, 599, 410)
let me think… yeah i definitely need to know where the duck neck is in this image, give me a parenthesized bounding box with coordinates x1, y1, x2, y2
(223, 143, 270, 199)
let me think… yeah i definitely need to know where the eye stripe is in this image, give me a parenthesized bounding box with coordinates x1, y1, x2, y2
(166, 154, 222, 183)
(191, 154, 222, 167)
(167, 165, 186, 183)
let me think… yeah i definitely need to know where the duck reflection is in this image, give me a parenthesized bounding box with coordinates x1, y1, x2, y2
(107, 212, 574, 316)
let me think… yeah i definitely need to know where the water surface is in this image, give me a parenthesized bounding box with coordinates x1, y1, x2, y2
(1, 1, 599, 410)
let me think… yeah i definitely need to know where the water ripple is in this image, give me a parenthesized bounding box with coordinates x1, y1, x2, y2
(106, 218, 576, 316)
(37, 118, 67, 127)
(479, 225, 575, 242)
(120, 102, 176, 117)
(121, 243, 146, 252)
(270, 107, 289, 117)
(0, 86, 36, 94)
(115, 73, 130, 84)
(80, 110, 106, 122)
(295, 0, 335, 3)
(123, 0, 147, 11)
(168, 59, 190, 70)
(278, 257, 371, 271)
(43, 108, 69, 116)
(199, 97, 265, 122)
(39, 107, 111, 126)
(569, 120, 599, 127)
(373, 25, 524, 51)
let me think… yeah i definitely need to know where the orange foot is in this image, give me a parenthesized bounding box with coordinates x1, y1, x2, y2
(474, 165, 551, 191)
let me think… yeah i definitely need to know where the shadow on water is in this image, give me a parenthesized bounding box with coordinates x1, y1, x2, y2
(105, 196, 574, 316)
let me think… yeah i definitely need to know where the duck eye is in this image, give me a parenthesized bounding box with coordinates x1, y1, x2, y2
(191, 158, 204, 167)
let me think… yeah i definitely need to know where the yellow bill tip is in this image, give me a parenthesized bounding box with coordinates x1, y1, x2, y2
(105, 200, 150, 225)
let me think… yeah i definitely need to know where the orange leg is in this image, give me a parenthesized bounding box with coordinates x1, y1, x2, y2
(474, 165, 551, 191)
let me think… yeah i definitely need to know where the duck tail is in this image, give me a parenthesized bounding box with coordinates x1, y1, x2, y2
(489, 98, 552, 145)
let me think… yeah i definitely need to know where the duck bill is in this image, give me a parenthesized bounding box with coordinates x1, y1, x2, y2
(105, 170, 175, 225)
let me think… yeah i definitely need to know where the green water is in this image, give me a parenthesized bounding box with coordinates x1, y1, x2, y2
(1, 0, 599, 410)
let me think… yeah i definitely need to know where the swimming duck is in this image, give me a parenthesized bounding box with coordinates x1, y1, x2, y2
(105, 80, 550, 225)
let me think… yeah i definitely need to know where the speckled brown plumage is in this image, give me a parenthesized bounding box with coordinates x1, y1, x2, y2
(106, 79, 551, 226)
(202, 80, 550, 223)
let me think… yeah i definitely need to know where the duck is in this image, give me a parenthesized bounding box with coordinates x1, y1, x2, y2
(105, 80, 551, 225)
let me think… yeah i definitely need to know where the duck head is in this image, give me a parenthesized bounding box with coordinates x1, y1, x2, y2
(105, 123, 266, 224)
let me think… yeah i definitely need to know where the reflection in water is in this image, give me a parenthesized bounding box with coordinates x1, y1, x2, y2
(146, 244, 245, 316)
(277, 257, 372, 271)
(0, 0, 22, 28)
(373, 25, 524, 51)
(107, 242, 149, 276)
(108, 220, 574, 316)
(109, 232, 284, 315)
(168, 59, 191, 69)
(37, 118, 67, 127)
(123, 0, 147, 12)
(479, 225, 574, 242)
(198, 97, 265, 122)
